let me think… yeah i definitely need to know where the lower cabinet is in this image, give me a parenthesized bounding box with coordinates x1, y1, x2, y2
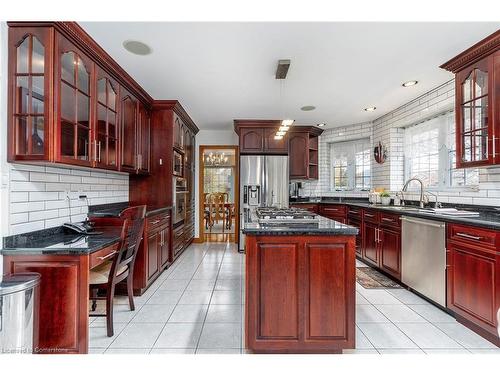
(360, 210, 401, 280)
(319, 204, 346, 223)
(446, 224, 500, 344)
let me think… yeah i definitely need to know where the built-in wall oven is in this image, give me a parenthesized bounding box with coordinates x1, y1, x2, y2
(173, 177, 188, 225)
(173, 150, 184, 177)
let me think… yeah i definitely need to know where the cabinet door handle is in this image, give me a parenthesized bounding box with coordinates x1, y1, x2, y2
(97, 251, 117, 261)
(350, 210, 359, 214)
(456, 232, 482, 241)
(325, 208, 339, 211)
(381, 218, 394, 222)
(151, 220, 160, 225)
(365, 213, 375, 218)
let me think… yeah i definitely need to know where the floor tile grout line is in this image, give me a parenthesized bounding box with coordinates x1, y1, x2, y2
(194, 244, 228, 351)
(150, 244, 211, 351)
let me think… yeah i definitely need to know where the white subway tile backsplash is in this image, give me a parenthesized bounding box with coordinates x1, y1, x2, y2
(7, 163, 129, 234)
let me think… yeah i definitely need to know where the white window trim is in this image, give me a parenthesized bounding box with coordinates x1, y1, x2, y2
(329, 138, 371, 192)
(403, 111, 479, 192)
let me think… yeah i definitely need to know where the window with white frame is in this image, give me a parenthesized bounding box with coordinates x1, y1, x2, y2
(404, 112, 478, 189)
(330, 138, 371, 191)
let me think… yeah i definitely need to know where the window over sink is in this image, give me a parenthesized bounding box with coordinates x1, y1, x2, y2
(404, 111, 479, 190)
(330, 138, 371, 191)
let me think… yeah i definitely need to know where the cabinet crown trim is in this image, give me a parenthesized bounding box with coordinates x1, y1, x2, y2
(440, 30, 500, 73)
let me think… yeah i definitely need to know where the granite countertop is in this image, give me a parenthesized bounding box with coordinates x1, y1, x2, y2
(243, 215, 358, 236)
(88, 202, 172, 218)
(290, 198, 500, 230)
(1, 226, 122, 255)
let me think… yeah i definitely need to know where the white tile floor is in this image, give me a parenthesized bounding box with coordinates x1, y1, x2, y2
(89, 243, 500, 354)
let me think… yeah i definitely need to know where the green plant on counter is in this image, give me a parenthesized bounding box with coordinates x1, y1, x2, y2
(379, 191, 391, 198)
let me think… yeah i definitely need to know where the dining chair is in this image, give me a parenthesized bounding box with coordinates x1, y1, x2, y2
(89, 205, 146, 337)
(204, 193, 213, 229)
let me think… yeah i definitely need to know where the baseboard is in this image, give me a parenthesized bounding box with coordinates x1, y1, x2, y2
(193, 237, 204, 243)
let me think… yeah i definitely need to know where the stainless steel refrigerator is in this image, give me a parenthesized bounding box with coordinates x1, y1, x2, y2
(239, 155, 289, 251)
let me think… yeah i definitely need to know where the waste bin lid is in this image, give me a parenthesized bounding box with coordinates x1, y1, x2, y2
(0, 272, 41, 296)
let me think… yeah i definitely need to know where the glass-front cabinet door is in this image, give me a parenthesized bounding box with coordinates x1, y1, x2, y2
(455, 57, 492, 167)
(57, 34, 94, 166)
(8, 27, 52, 161)
(96, 68, 119, 170)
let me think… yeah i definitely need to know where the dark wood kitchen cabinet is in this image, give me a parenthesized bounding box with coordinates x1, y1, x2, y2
(441, 30, 500, 168)
(446, 223, 500, 345)
(95, 67, 120, 170)
(234, 120, 288, 154)
(347, 207, 363, 256)
(7, 22, 153, 173)
(8, 26, 53, 161)
(288, 126, 323, 180)
(55, 33, 95, 167)
(319, 204, 347, 223)
(360, 210, 401, 279)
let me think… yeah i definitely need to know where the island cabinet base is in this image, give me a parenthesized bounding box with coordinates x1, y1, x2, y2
(245, 235, 356, 354)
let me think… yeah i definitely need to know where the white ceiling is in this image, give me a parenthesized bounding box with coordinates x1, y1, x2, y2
(80, 22, 499, 130)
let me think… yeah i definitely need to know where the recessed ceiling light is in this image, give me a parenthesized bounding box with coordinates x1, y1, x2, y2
(317, 123, 325, 127)
(276, 131, 286, 136)
(364, 106, 377, 112)
(123, 40, 152, 56)
(281, 119, 294, 126)
(402, 80, 418, 87)
(301, 105, 316, 111)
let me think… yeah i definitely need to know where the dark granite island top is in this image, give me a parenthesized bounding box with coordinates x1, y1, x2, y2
(242, 215, 358, 236)
(1, 226, 122, 255)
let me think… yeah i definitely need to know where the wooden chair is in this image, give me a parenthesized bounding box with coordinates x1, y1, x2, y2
(204, 193, 213, 229)
(89, 205, 146, 337)
(210, 192, 226, 229)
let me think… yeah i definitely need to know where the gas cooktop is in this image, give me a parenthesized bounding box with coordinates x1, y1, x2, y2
(256, 207, 319, 223)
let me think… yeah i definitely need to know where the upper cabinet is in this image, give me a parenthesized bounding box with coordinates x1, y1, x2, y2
(288, 126, 322, 180)
(7, 22, 152, 174)
(8, 26, 52, 161)
(56, 34, 94, 167)
(234, 120, 288, 155)
(95, 67, 120, 170)
(441, 30, 500, 168)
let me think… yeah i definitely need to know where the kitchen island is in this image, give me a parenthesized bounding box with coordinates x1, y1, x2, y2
(243, 212, 358, 353)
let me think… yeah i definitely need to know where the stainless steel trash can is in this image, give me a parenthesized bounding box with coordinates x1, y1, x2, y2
(0, 273, 40, 354)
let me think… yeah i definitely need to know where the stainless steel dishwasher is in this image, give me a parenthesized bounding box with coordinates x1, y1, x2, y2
(401, 216, 446, 307)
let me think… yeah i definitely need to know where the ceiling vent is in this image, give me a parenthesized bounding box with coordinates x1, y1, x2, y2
(275, 59, 291, 79)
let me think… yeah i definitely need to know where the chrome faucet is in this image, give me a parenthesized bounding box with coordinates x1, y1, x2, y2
(425, 190, 442, 208)
(400, 177, 425, 208)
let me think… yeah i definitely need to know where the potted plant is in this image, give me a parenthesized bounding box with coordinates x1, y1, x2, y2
(380, 191, 392, 205)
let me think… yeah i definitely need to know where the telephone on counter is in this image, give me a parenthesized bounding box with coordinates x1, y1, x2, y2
(63, 220, 102, 235)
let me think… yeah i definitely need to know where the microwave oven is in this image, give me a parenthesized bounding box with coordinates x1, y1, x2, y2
(173, 150, 183, 177)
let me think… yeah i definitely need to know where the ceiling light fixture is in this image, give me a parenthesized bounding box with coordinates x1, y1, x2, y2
(364, 106, 377, 112)
(281, 119, 294, 127)
(301, 105, 316, 111)
(402, 80, 418, 87)
(123, 40, 152, 56)
(317, 123, 325, 127)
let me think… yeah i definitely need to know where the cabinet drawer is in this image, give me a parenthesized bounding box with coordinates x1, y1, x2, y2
(379, 212, 400, 228)
(320, 204, 346, 216)
(448, 224, 497, 250)
(347, 206, 362, 219)
(90, 243, 119, 269)
(362, 210, 379, 224)
(290, 203, 318, 213)
(147, 212, 171, 232)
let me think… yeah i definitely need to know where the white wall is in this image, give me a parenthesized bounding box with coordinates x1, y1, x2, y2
(8, 164, 129, 235)
(194, 129, 238, 238)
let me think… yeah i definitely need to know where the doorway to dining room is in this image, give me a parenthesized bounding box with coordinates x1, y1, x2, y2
(199, 146, 239, 243)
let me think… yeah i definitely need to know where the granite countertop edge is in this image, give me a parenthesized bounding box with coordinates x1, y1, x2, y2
(290, 200, 500, 230)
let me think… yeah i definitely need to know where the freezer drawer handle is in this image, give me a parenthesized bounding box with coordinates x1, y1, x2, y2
(456, 232, 482, 241)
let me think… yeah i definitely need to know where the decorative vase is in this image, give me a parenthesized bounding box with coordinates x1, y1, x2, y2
(381, 196, 391, 205)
